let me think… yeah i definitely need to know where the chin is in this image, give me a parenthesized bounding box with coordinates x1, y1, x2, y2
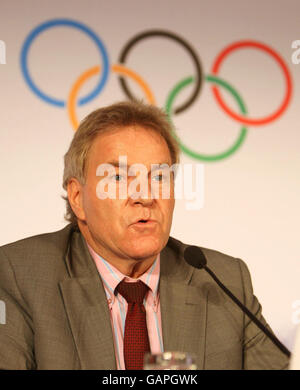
(125, 236, 164, 260)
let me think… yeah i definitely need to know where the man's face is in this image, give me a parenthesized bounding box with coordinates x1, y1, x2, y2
(74, 125, 175, 264)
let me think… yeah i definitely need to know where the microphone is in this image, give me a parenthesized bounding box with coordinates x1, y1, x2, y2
(184, 246, 291, 358)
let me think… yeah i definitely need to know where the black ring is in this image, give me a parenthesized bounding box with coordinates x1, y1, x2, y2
(118, 30, 203, 115)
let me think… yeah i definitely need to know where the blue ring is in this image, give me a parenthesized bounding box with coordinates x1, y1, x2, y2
(20, 18, 110, 107)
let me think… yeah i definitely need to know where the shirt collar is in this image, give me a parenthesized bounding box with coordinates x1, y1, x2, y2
(87, 242, 160, 302)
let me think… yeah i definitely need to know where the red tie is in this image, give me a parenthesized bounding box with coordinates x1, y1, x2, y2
(116, 280, 150, 370)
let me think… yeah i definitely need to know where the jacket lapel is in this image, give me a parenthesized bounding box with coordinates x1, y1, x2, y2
(58, 227, 208, 369)
(59, 227, 116, 369)
(160, 239, 208, 370)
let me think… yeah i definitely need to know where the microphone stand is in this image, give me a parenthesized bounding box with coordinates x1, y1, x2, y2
(203, 264, 291, 358)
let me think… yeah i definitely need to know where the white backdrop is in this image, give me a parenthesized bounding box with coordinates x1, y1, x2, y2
(0, 0, 299, 350)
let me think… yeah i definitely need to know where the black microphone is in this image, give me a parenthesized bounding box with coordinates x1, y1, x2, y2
(184, 245, 291, 358)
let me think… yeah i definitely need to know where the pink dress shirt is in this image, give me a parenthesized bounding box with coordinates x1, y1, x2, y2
(87, 243, 164, 370)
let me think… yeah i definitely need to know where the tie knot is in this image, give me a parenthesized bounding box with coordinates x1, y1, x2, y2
(116, 280, 149, 303)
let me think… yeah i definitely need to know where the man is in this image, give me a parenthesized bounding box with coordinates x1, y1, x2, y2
(0, 101, 289, 369)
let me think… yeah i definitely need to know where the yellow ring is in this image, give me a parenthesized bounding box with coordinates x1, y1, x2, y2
(67, 64, 156, 130)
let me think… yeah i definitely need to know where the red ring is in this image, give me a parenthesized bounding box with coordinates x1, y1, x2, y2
(211, 40, 292, 126)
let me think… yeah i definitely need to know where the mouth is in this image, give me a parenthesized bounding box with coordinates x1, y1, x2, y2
(131, 219, 157, 229)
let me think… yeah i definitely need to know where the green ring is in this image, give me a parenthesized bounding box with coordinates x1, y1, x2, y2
(165, 75, 248, 161)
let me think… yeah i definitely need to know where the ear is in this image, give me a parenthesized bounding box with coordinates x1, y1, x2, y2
(67, 178, 86, 221)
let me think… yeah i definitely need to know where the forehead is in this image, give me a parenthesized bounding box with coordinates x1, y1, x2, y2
(88, 125, 172, 166)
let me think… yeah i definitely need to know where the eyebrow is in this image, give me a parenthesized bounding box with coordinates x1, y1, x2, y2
(105, 160, 172, 171)
(106, 160, 128, 169)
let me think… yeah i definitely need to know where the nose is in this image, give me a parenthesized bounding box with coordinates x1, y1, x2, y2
(128, 176, 154, 206)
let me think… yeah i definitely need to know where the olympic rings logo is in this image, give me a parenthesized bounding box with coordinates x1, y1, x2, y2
(20, 18, 293, 161)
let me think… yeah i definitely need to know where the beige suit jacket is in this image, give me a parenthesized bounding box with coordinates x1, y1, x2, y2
(0, 224, 289, 369)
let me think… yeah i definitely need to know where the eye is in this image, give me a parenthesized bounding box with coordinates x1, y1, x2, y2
(152, 174, 163, 182)
(152, 173, 169, 182)
(110, 174, 125, 182)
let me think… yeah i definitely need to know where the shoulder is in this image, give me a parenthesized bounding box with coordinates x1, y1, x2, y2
(166, 235, 242, 266)
(0, 224, 74, 256)
(166, 235, 251, 287)
(0, 224, 75, 275)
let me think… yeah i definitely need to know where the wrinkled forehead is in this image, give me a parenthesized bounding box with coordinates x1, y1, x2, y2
(87, 125, 173, 169)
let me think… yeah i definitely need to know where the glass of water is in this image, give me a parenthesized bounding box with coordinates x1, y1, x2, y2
(144, 351, 197, 370)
